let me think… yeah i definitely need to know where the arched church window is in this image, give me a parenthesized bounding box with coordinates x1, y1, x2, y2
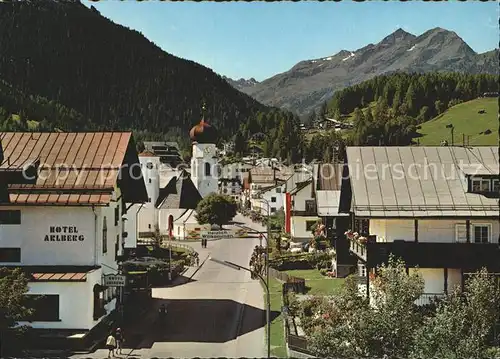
(205, 162, 211, 176)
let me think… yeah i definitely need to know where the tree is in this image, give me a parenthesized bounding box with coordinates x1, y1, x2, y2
(195, 193, 237, 228)
(0, 268, 33, 355)
(307, 256, 424, 359)
(411, 268, 500, 359)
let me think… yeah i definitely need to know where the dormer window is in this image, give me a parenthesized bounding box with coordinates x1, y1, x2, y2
(493, 179, 499, 193)
(470, 177, 493, 193)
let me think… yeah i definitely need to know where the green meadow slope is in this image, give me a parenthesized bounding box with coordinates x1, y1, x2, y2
(416, 97, 498, 146)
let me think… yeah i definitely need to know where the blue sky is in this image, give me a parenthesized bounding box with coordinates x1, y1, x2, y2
(85, 1, 498, 81)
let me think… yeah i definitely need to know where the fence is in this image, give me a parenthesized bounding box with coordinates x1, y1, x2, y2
(162, 240, 195, 254)
(269, 267, 306, 294)
(270, 267, 313, 356)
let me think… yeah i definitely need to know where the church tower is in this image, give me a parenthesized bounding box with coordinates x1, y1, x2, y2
(189, 104, 219, 198)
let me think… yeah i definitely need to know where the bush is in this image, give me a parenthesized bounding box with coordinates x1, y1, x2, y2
(319, 268, 328, 276)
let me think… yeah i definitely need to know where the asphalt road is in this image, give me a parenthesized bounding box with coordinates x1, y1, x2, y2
(71, 214, 268, 359)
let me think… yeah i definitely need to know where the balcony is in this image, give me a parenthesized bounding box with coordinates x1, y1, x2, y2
(348, 237, 500, 271)
(414, 293, 446, 306)
(349, 238, 367, 261)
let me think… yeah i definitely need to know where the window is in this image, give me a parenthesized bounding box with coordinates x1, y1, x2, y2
(93, 285, 106, 320)
(276, 188, 281, 194)
(205, 162, 211, 176)
(231, 188, 236, 194)
(471, 177, 491, 192)
(455, 224, 467, 243)
(355, 219, 370, 236)
(23, 295, 60, 322)
(271, 207, 276, 213)
(359, 264, 366, 277)
(148, 224, 152, 230)
(114, 206, 119, 226)
(0, 210, 21, 224)
(493, 179, 499, 193)
(149, 178, 152, 184)
(102, 217, 107, 254)
(146, 162, 153, 169)
(480, 179, 491, 192)
(271, 197, 276, 203)
(306, 220, 317, 231)
(0, 248, 21, 262)
(473, 224, 491, 243)
(305, 200, 316, 212)
(115, 234, 119, 260)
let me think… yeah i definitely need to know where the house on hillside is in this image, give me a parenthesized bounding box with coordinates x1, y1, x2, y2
(0, 132, 148, 347)
(313, 163, 354, 277)
(341, 146, 500, 304)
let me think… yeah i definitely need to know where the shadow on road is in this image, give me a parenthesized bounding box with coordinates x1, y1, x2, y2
(130, 298, 280, 348)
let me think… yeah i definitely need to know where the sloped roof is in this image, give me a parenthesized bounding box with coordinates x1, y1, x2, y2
(285, 171, 312, 193)
(249, 166, 295, 184)
(156, 170, 202, 209)
(346, 146, 499, 217)
(315, 163, 344, 191)
(0, 132, 147, 205)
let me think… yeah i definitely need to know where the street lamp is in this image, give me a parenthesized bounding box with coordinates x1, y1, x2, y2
(209, 257, 271, 359)
(255, 195, 271, 349)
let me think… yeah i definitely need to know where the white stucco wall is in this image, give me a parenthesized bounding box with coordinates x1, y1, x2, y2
(0, 206, 96, 266)
(291, 216, 319, 239)
(369, 218, 499, 243)
(19, 280, 92, 329)
(290, 182, 313, 211)
(251, 185, 285, 214)
(158, 209, 190, 235)
(18, 268, 118, 330)
(191, 143, 219, 198)
(123, 203, 139, 248)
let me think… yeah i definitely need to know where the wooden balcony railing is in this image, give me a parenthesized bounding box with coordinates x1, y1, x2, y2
(349, 238, 367, 261)
(348, 236, 500, 271)
(414, 293, 446, 306)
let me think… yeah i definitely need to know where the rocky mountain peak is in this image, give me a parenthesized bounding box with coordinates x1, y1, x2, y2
(380, 28, 416, 46)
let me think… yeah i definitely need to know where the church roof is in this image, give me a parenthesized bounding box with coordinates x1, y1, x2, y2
(155, 170, 202, 209)
(189, 118, 218, 144)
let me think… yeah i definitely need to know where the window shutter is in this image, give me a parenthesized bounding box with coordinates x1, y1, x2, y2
(455, 224, 467, 243)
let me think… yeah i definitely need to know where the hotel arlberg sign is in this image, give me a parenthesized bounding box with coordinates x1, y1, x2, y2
(44, 226, 85, 242)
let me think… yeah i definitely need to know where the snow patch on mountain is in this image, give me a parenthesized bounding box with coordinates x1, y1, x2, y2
(342, 52, 355, 61)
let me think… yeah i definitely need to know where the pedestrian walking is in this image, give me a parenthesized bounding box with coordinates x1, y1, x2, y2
(105, 333, 116, 358)
(196, 255, 199, 266)
(158, 303, 167, 327)
(115, 328, 124, 355)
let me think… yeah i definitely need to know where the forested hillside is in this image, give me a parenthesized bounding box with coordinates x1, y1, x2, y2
(0, 0, 266, 139)
(0, 78, 94, 131)
(327, 72, 498, 146)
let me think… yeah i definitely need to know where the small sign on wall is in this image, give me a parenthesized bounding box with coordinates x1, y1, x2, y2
(103, 274, 126, 287)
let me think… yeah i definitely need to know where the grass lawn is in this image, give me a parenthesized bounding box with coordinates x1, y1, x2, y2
(285, 268, 345, 296)
(264, 277, 288, 358)
(416, 97, 498, 146)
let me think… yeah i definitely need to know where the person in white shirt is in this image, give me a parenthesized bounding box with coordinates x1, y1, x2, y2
(105, 333, 116, 358)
